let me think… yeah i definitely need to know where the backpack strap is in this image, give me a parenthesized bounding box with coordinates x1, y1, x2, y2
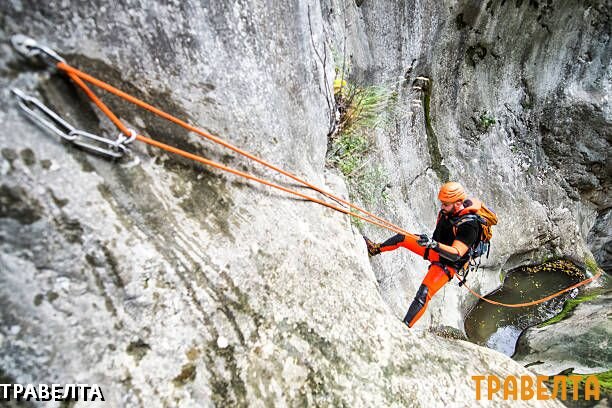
(451, 213, 481, 227)
(451, 213, 484, 239)
(451, 214, 487, 255)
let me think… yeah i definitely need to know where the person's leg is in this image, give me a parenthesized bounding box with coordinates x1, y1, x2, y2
(403, 263, 455, 327)
(380, 234, 442, 263)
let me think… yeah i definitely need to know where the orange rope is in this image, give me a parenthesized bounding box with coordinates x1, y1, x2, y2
(57, 61, 414, 238)
(67, 72, 130, 135)
(63, 69, 413, 237)
(457, 271, 602, 307)
(137, 135, 417, 235)
(56, 61, 601, 308)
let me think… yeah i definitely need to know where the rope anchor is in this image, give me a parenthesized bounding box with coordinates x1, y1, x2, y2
(12, 88, 134, 158)
(11, 34, 65, 64)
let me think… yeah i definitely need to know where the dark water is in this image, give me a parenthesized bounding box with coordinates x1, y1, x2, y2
(464, 260, 584, 356)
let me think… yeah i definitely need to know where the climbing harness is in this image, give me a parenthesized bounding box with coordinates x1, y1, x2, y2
(431, 261, 453, 282)
(10, 35, 602, 308)
(451, 201, 497, 287)
(456, 240, 488, 287)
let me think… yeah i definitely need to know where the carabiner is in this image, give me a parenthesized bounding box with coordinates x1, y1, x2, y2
(12, 88, 77, 142)
(12, 89, 133, 158)
(11, 34, 65, 65)
(68, 129, 129, 158)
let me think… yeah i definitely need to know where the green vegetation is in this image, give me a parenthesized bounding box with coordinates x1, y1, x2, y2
(327, 74, 395, 210)
(566, 370, 612, 395)
(332, 132, 369, 175)
(349, 209, 365, 229)
(596, 371, 612, 394)
(328, 130, 390, 208)
(584, 255, 600, 274)
(543, 370, 612, 402)
(478, 111, 496, 132)
(333, 83, 396, 138)
(538, 293, 599, 327)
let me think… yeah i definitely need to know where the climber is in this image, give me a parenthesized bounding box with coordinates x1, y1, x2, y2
(364, 182, 480, 328)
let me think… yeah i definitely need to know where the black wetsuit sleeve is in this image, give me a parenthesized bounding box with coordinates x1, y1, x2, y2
(432, 212, 443, 241)
(432, 224, 441, 242)
(380, 234, 405, 249)
(455, 221, 479, 247)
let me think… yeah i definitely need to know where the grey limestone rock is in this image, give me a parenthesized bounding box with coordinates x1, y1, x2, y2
(1, 0, 608, 406)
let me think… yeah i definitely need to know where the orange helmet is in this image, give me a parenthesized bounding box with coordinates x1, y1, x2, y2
(438, 182, 467, 203)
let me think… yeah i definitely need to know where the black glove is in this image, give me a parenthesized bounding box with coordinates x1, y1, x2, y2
(417, 234, 439, 249)
(363, 236, 381, 257)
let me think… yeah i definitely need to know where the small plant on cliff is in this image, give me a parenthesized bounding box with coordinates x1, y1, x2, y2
(333, 83, 393, 136)
(349, 208, 365, 229)
(328, 129, 390, 208)
(478, 111, 496, 132)
(330, 131, 369, 175)
(583, 255, 600, 274)
(354, 164, 390, 205)
(327, 72, 395, 210)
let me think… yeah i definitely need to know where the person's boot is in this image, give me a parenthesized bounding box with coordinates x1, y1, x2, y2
(363, 236, 381, 257)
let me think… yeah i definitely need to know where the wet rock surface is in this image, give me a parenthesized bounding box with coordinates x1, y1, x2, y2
(513, 291, 612, 375)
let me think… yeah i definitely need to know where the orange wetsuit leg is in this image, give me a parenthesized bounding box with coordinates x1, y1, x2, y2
(380, 234, 441, 263)
(403, 263, 456, 327)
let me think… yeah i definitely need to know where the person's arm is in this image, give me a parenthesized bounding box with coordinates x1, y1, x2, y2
(419, 222, 478, 262)
(436, 241, 469, 262)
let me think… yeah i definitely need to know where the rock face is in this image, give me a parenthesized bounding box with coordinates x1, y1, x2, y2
(513, 291, 612, 376)
(0, 0, 607, 406)
(330, 0, 610, 328)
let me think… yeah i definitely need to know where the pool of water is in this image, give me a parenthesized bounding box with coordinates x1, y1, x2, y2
(464, 260, 584, 356)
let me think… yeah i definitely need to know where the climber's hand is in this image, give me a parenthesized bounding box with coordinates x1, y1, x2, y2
(417, 234, 439, 249)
